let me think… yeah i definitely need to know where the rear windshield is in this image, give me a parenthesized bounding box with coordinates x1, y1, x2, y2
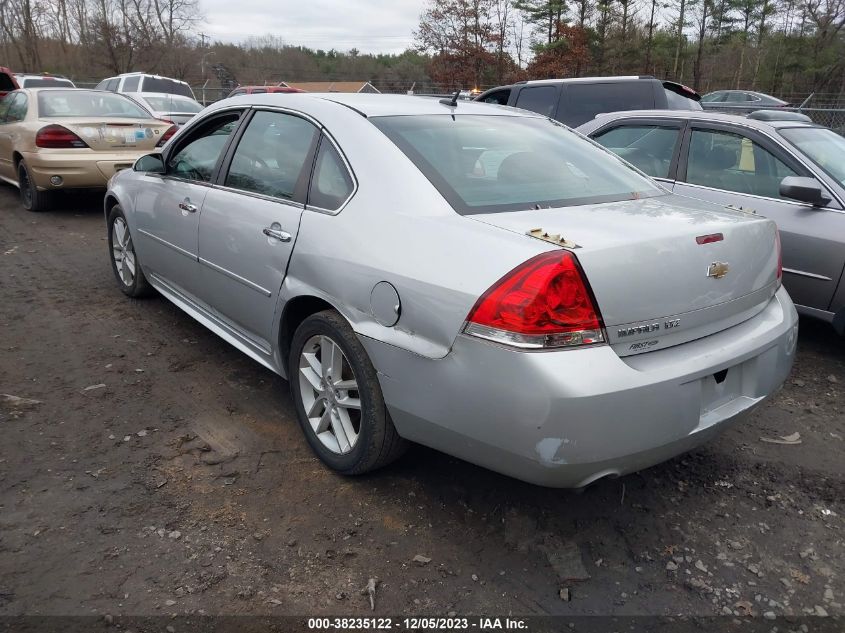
(664, 87, 702, 110)
(372, 114, 663, 215)
(0, 74, 17, 90)
(140, 77, 193, 98)
(142, 95, 202, 113)
(21, 77, 75, 88)
(38, 90, 153, 118)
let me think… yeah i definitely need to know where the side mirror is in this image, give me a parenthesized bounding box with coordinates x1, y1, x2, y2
(134, 153, 165, 174)
(779, 176, 831, 207)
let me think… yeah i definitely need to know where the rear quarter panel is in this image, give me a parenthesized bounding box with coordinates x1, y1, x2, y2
(281, 103, 552, 361)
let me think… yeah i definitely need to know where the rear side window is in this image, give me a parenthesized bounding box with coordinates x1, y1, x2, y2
(5, 92, 28, 122)
(593, 125, 680, 178)
(514, 86, 557, 117)
(478, 88, 511, 105)
(225, 110, 318, 201)
(0, 93, 15, 121)
(141, 77, 193, 98)
(308, 139, 354, 210)
(122, 76, 140, 92)
(95, 79, 110, 90)
(105, 78, 119, 91)
(562, 82, 655, 127)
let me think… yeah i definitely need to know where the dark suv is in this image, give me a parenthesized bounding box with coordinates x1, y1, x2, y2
(475, 76, 701, 127)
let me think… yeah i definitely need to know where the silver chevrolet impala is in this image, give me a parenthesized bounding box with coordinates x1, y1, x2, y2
(104, 93, 799, 487)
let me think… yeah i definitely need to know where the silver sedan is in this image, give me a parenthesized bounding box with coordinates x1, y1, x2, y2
(104, 94, 798, 487)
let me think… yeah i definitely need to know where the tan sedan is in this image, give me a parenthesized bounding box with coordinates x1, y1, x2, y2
(0, 88, 176, 211)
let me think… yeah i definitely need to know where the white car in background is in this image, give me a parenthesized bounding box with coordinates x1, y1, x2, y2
(14, 74, 76, 89)
(126, 92, 204, 127)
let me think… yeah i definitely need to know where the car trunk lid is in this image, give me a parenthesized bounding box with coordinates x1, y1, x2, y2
(470, 194, 780, 356)
(50, 118, 171, 151)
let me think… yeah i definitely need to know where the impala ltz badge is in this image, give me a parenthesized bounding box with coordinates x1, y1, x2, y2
(707, 262, 730, 279)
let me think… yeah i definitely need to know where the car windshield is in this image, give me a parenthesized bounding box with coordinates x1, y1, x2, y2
(372, 114, 663, 215)
(140, 77, 193, 98)
(38, 90, 153, 118)
(142, 95, 202, 113)
(780, 127, 845, 185)
(22, 78, 75, 88)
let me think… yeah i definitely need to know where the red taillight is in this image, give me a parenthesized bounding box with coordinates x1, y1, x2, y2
(464, 250, 605, 349)
(775, 229, 783, 285)
(35, 124, 88, 149)
(157, 122, 177, 147)
(696, 233, 723, 245)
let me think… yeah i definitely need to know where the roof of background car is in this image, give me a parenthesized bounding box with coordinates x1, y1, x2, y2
(521, 75, 652, 85)
(125, 91, 199, 101)
(586, 108, 821, 131)
(218, 92, 537, 118)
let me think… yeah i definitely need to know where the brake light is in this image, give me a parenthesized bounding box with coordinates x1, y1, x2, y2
(157, 122, 177, 147)
(775, 229, 783, 285)
(35, 124, 88, 148)
(463, 250, 605, 349)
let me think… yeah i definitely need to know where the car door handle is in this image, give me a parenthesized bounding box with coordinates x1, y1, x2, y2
(263, 227, 292, 242)
(178, 200, 198, 213)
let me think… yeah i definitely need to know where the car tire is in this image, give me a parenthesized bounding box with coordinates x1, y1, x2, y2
(107, 204, 154, 298)
(18, 161, 49, 212)
(289, 309, 408, 475)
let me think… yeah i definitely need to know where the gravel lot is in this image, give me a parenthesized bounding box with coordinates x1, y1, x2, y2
(1, 186, 843, 623)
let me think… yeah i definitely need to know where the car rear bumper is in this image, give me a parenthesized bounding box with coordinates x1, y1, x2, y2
(22, 151, 144, 189)
(361, 287, 798, 487)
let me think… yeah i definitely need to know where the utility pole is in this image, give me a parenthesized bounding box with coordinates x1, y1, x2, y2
(198, 32, 208, 48)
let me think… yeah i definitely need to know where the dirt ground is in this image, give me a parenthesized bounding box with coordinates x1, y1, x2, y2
(1, 185, 843, 623)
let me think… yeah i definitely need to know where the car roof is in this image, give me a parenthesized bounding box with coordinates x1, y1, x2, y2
(519, 75, 655, 85)
(218, 92, 537, 118)
(126, 91, 196, 100)
(587, 108, 821, 131)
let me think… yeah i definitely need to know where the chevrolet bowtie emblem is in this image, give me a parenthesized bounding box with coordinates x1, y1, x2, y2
(707, 262, 730, 279)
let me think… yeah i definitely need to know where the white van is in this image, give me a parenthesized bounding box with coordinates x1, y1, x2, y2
(95, 73, 195, 99)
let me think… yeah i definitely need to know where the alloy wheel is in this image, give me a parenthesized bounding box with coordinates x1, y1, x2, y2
(298, 335, 362, 454)
(111, 217, 136, 287)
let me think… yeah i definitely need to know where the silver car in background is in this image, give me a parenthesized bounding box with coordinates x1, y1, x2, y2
(104, 94, 798, 487)
(579, 109, 845, 333)
(125, 92, 204, 127)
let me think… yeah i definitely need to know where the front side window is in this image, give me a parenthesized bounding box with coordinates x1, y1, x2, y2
(167, 115, 240, 182)
(514, 86, 557, 117)
(686, 128, 799, 199)
(38, 90, 152, 118)
(593, 125, 680, 178)
(372, 114, 663, 215)
(308, 139, 354, 210)
(781, 126, 845, 185)
(225, 110, 317, 200)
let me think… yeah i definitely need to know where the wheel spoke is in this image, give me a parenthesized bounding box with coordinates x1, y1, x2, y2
(306, 395, 325, 418)
(330, 408, 352, 453)
(333, 379, 357, 390)
(323, 337, 343, 382)
(300, 364, 322, 393)
(124, 251, 136, 276)
(336, 395, 360, 410)
(313, 406, 332, 434)
(114, 220, 126, 247)
(302, 350, 322, 377)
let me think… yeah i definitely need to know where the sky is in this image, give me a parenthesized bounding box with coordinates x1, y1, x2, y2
(200, 0, 424, 54)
